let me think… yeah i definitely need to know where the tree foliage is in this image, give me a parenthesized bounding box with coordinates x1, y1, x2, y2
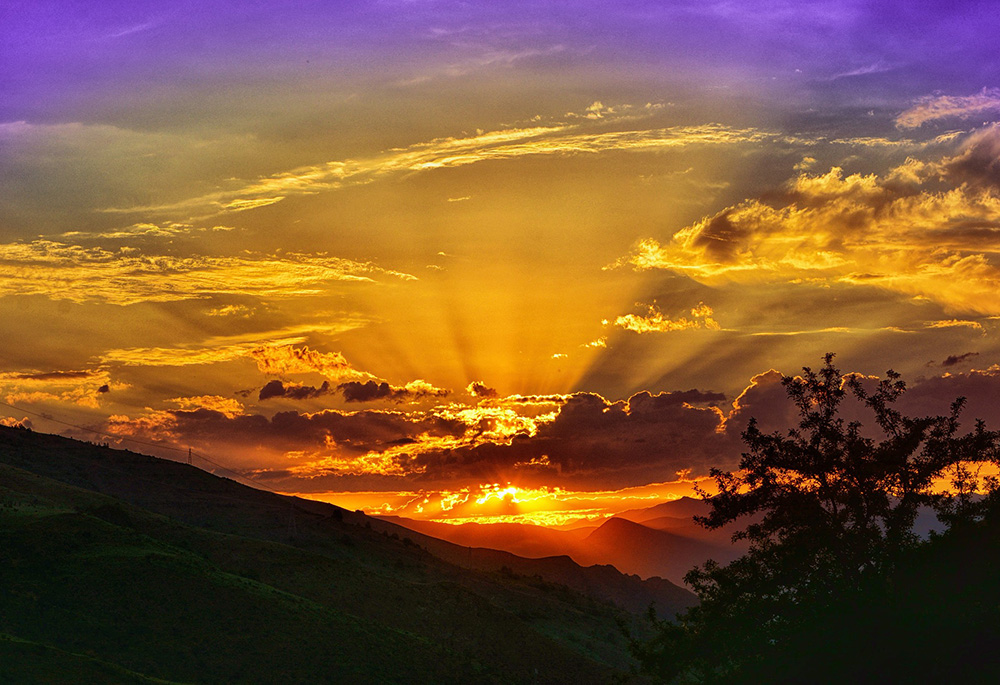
(631, 354, 1000, 683)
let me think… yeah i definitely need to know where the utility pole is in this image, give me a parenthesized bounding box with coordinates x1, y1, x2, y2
(188, 447, 192, 464)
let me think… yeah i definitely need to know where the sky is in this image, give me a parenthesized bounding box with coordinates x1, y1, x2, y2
(4, 0, 1000, 524)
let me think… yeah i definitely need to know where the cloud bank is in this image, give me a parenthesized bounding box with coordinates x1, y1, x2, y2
(614, 127, 1000, 315)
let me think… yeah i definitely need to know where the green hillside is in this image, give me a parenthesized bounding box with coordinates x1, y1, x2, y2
(0, 426, 686, 683)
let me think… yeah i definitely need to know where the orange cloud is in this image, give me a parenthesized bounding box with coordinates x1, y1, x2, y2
(0, 368, 120, 409)
(170, 395, 245, 418)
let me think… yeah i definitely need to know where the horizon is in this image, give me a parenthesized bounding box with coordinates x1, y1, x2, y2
(4, 1, 1000, 527)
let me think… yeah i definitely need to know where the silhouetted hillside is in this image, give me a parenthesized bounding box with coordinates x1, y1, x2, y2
(0, 426, 693, 682)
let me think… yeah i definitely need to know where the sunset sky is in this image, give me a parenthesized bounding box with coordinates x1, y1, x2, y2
(4, 1, 1000, 524)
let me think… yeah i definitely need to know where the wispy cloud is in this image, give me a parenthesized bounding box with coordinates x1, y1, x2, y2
(100, 327, 366, 369)
(940, 352, 979, 367)
(396, 44, 567, 86)
(0, 240, 415, 305)
(825, 60, 894, 81)
(59, 223, 237, 241)
(925, 319, 985, 332)
(897, 88, 1000, 128)
(102, 118, 777, 219)
(105, 20, 161, 39)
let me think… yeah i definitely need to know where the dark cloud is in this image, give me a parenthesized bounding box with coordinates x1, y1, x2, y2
(406, 389, 747, 490)
(9, 370, 95, 381)
(898, 368, 1000, 428)
(259, 379, 331, 401)
(104, 366, 1000, 494)
(941, 352, 980, 367)
(690, 212, 749, 262)
(722, 370, 797, 435)
(97, 384, 110, 393)
(627, 388, 726, 410)
(941, 125, 1000, 189)
(338, 380, 448, 403)
(467, 381, 498, 399)
(104, 386, 747, 490)
(160, 407, 467, 455)
(503, 394, 572, 405)
(259, 381, 285, 400)
(340, 381, 400, 402)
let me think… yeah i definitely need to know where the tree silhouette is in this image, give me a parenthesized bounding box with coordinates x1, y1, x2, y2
(630, 354, 1000, 683)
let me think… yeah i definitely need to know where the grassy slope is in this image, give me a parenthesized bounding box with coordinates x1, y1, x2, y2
(0, 473, 474, 684)
(0, 633, 183, 685)
(0, 427, 655, 683)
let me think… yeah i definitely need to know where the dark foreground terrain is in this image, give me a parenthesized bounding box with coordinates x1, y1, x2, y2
(0, 426, 693, 683)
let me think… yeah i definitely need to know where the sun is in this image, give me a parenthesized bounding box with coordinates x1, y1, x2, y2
(475, 484, 528, 505)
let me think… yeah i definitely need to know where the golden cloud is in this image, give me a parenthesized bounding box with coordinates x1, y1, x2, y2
(249, 344, 374, 382)
(171, 395, 245, 418)
(361, 477, 715, 526)
(0, 240, 415, 305)
(924, 319, 986, 333)
(466, 381, 498, 399)
(430, 403, 557, 444)
(0, 368, 119, 410)
(286, 445, 416, 478)
(613, 135, 1000, 314)
(4, 389, 101, 409)
(59, 222, 238, 241)
(609, 302, 720, 333)
(99, 324, 366, 369)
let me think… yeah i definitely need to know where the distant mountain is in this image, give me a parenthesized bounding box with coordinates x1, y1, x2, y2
(376, 516, 586, 564)
(383, 495, 749, 587)
(0, 426, 694, 683)
(613, 496, 713, 524)
(576, 517, 742, 585)
(377, 518, 589, 558)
